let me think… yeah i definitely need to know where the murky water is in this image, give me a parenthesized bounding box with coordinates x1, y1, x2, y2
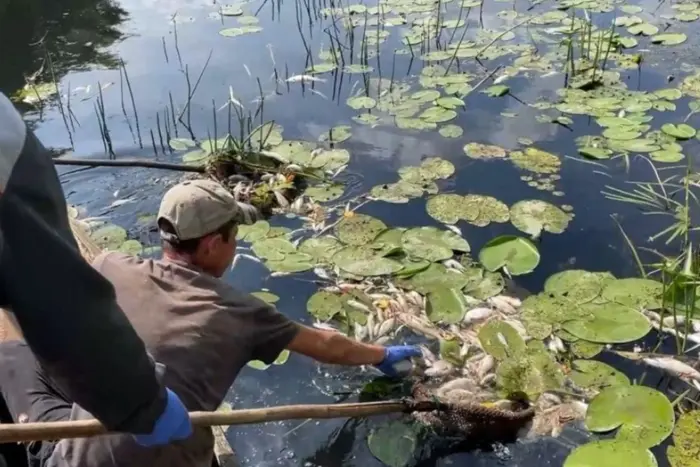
(3, 0, 700, 464)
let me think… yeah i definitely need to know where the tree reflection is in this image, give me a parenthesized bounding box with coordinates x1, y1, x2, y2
(0, 0, 128, 99)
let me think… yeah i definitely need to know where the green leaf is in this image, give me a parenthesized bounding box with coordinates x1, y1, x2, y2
(564, 440, 658, 467)
(544, 270, 614, 304)
(251, 291, 279, 304)
(439, 338, 464, 366)
(483, 84, 509, 97)
(509, 148, 561, 174)
(220, 5, 244, 16)
(399, 263, 470, 294)
(347, 96, 377, 110)
(251, 237, 297, 261)
(307, 291, 345, 321)
(419, 106, 458, 123)
(401, 226, 470, 262)
(478, 320, 526, 360)
(332, 246, 404, 276)
(439, 124, 463, 138)
(306, 183, 345, 202)
(571, 340, 604, 358)
(219, 26, 263, 37)
(273, 349, 290, 365)
(479, 235, 540, 276)
(666, 410, 700, 467)
(585, 385, 675, 448)
(627, 22, 658, 36)
(265, 252, 314, 272)
(335, 214, 387, 245)
(298, 236, 343, 262)
(90, 224, 127, 250)
(370, 181, 424, 204)
(307, 62, 338, 74)
(569, 360, 630, 391)
(318, 125, 352, 143)
(461, 195, 511, 227)
(651, 32, 688, 45)
(246, 360, 270, 370)
(496, 351, 564, 400)
(426, 286, 467, 324)
(579, 147, 613, 159)
(464, 142, 507, 159)
(562, 303, 652, 344)
(465, 270, 505, 300)
(509, 200, 572, 237)
(237, 220, 270, 242)
(435, 97, 464, 109)
(425, 194, 467, 224)
(601, 278, 663, 309)
(117, 239, 143, 256)
(367, 421, 417, 467)
(661, 123, 696, 140)
(168, 138, 196, 151)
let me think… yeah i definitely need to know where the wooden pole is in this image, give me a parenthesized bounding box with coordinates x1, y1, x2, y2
(0, 400, 438, 444)
(53, 158, 205, 173)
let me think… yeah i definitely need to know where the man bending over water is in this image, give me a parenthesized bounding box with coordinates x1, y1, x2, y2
(0, 179, 420, 467)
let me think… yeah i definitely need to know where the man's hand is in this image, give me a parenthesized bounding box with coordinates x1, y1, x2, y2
(132, 388, 192, 446)
(374, 345, 422, 377)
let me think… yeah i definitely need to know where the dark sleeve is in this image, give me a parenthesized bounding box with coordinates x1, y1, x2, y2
(0, 93, 166, 433)
(250, 302, 300, 364)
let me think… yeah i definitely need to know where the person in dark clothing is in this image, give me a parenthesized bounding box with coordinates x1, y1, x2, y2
(0, 91, 193, 463)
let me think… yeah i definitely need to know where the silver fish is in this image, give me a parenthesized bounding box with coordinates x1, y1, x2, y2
(345, 300, 372, 313)
(476, 354, 495, 379)
(479, 373, 496, 387)
(313, 267, 332, 280)
(425, 360, 454, 378)
(354, 323, 368, 341)
(642, 357, 700, 381)
(463, 307, 494, 324)
(375, 318, 396, 338)
(286, 74, 326, 83)
(312, 321, 339, 332)
(419, 345, 438, 364)
(366, 313, 375, 341)
(488, 295, 519, 315)
(374, 336, 391, 345)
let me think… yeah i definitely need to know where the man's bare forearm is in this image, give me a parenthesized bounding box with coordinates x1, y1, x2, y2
(288, 326, 386, 365)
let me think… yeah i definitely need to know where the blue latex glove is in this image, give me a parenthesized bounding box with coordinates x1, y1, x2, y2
(375, 345, 422, 377)
(133, 388, 192, 447)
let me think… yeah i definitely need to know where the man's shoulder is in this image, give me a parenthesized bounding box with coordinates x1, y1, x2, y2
(91, 250, 138, 271)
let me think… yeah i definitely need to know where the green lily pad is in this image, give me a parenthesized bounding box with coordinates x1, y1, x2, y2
(237, 220, 270, 242)
(478, 320, 526, 360)
(344, 64, 374, 73)
(483, 84, 509, 97)
(666, 410, 700, 467)
(91, 224, 127, 250)
(579, 147, 613, 159)
(220, 5, 244, 16)
(307, 62, 338, 74)
(585, 385, 675, 448)
(249, 122, 284, 149)
(347, 96, 377, 110)
(439, 338, 464, 366)
(435, 96, 464, 109)
(298, 236, 344, 262)
(510, 148, 561, 174)
(439, 124, 463, 138)
(544, 270, 614, 304)
(496, 350, 565, 400)
(318, 125, 352, 143)
(420, 106, 458, 123)
(400, 263, 470, 294)
(306, 183, 345, 202)
(182, 150, 209, 165)
(402, 227, 470, 262)
(219, 26, 263, 36)
(651, 33, 687, 45)
(353, 113, 380, 126)
(252, 237, 297, 261)
(426, 194, 467, 224)
(169, 138, 196, 151)
(399, 158, 455, 184)
(461, 195, 511, 227)
(510, 200, 572, 237)
(335, 214, 387, 245)
(464, 142, 507, 159)
(571, 340, 604, 358)
(562, 303, 651, 344)
(603, 128, 642, 140)
(411, 90, 441, 103)
(332, 246, 403, 276)
(650, 149, 685, 163)
(609, 138, 660, 153)
(237, 15, 259, 25)
(268, 141, 314, 165)
(465, 271, 505, 300)
(627, 22, 658, 36)
(479, 235, 540, 276)
(117, 239, 143, 255)
(395, 117, 438, 130)
(426, 286, 467, 324)
(308, 149, 350, 171)
(654, 88, 683, 100)
(564, 440, 658, 467)
(367, 421, 417, 467)
(661, 123, 696, 140)
(601, 278, 663, 309)
(247, 349, 290, 370)
(265, 252, 314, 272)
(307, 290, 345, 321)
(569, 360, 630, 391)
(251, 291, 279, 304)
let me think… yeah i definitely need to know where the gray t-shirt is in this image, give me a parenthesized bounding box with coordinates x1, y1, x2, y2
(47, 252, 299, 467)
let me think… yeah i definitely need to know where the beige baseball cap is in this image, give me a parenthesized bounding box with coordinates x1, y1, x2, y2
(157, 179, 260, 241)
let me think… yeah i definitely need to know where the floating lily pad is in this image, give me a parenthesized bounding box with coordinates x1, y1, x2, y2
(269, 141, 315, 165)
(544, 270, 614, 304)
(465, 270, 505, 300)
(332, 246, 403, 276)
(91, 224, 127, 250)
(462, 195, 510, 227)
(439, 124, 463, 138)
(252, 237, 297, 261)
(464, 142, 507, 159)
(510, 148, 561, 174)
(579, 147, 613, 159)
(251, 291, 279, 304)
(402, 227, 470, 262)
(220, 4, 244, 16)
(650, 149, 685, 163)
(608, 138, 660, 153)
(344, 64, 374, 73)
(651, 33, 687, 45)
(571, 340, 604, 358)
(483, 84, 509, 97)
(585, 385, 675, 448)
(601, 278, 663, 309)
(435, 96, 464, 109)
(426, 194, 466, 224)
(395, 117, 437, 130)
(169, 138, 196, 151)
(400, 263, 469, 294)
(563, 303, 651, 344)
(367, 421, 417, 467)
(307, 290, 345, 321)
(399, 157, 455, 184)
(627, 22, 658, 36)
(666, 410, 700, 467)
(335, 214, 387, 245)
(309, 148, 350, 171)
(347, 96, 377, 110)
(319, 125, 352, 143)
(370, 181, 424, 204)
(479, 235, 540, 276)
(306, 183, 345, 202)
(478, 320, 526, 360)
(661, 123, 696, 140)
(299, 236, 343, 262)
(307, 62, 338, 74)
(237, 220, 270, 242)
(420, 106, 458, 123)
(265, 252, 314, 272)
(426, 286, 467, 324)
(564, 440, 658, 467)
(569, 360, 630, 391)
(510, 200, 572, 237)
(439, 338, 464, 366)
(496, 350, 565, 400)
(219, 25, 263, 36)
(250, 122, 284, 148)
(117, 239, 143, 256)
(237, 15, 259, 25)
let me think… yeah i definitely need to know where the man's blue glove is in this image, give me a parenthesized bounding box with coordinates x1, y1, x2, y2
(133, 388, 192, 447)
(375, 345, 422, 377)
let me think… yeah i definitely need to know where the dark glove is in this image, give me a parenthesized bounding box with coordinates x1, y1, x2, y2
(133, 388, 192, 446)
(374, 345, 421, 377)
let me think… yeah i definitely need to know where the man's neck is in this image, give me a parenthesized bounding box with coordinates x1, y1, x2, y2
(162, 252, 218, 277)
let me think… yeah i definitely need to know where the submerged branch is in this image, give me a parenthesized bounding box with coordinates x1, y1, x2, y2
(53, 158, 205, 173)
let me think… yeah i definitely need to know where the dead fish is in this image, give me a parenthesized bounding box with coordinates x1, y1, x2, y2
(505, 319, 529, 339)
(313, 321, 339, 332)
(313, 267, 332, 280)
(388, 299, 402, 316)
(419, 345, 438, 364)
(286, 74, 326, 83)
(642, 309, 661, 322)
(488, 295, 519, 315)
(547, 336, 566, 354)
(538, 392, 563, 409)
(395, 294, 408, 313)
(463, 307, 494, 324)
(374, 336, 391, 345)
(375, 317, 396, 338)
(406, 291, 423, 307)
(443, 259, 465, 272)
(445, 224, 462, 236)
(642, 357, 700, 381)
(366, 313, 375, 341)
(479, 373, 496, 387)
(354, 323, 368, 341)
(273, 189, 290, 208)
(436, 377, 479, 395)
(425, 360, 454, 378)
(270, 271, 292, 277)
(476, 354, 495, 380)
(376, 307, 385, 322)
